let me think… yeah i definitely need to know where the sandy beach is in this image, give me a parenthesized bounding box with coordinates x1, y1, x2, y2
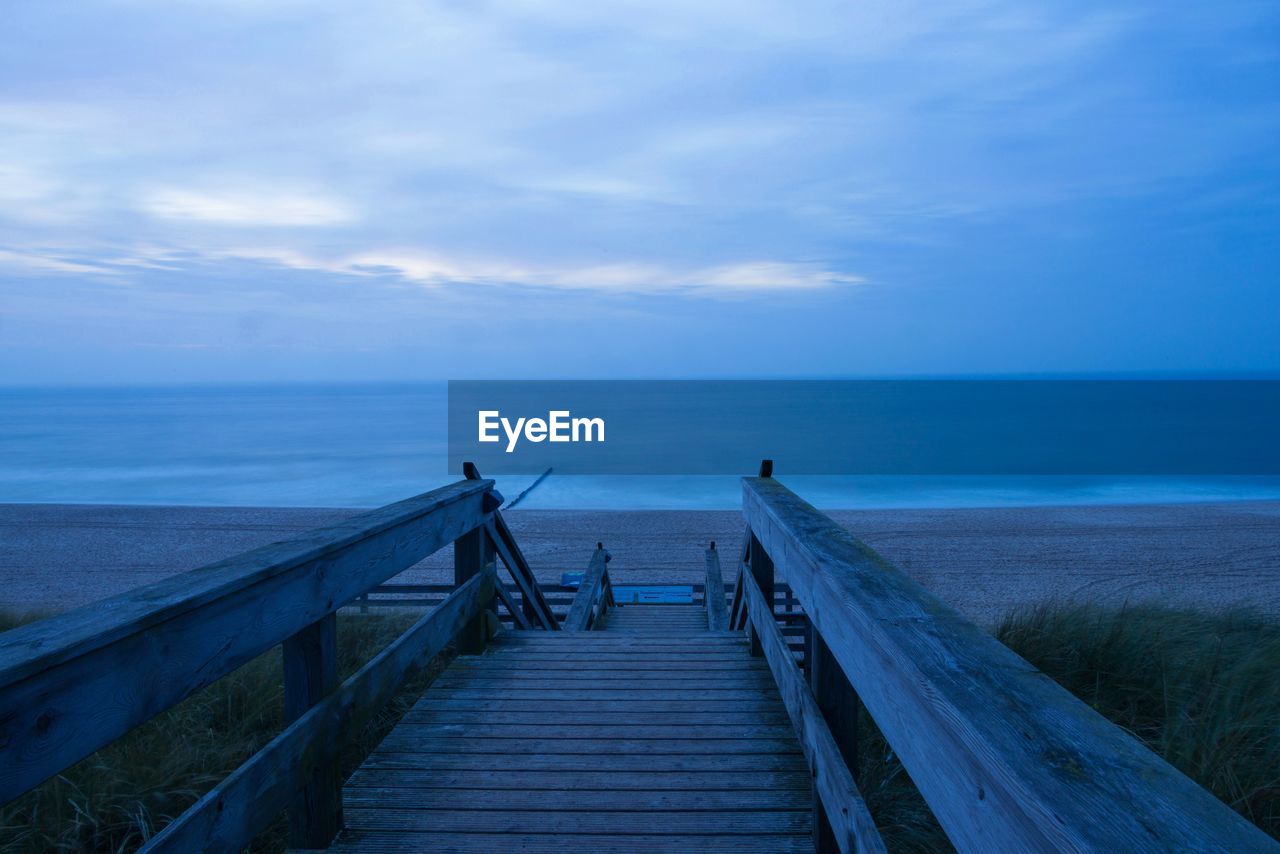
(2, 500, 1276, 625)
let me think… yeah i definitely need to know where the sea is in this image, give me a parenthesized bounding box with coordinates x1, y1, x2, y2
(2, 383, 1278, 510)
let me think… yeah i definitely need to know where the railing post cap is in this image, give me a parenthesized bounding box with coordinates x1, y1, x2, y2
(758, 459, 774, 478)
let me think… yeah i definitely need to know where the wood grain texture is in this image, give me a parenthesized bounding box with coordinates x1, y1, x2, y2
(0, 478, 493, 805)
(282, 613, 341, 848)
(336, 603, 812, 851)
(141, 571, 493, 852)
(484, 514, 559, 630)
(704, 546, 729, 631)
(740, 565, 885, 854)
(743, 476, 1277, 853)
(563, 546, 610, 631)
(331, 830, 815, 852)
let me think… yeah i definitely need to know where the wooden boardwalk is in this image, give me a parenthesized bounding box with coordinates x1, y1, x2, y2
(332, 603, 813, 852)
(6, 468, 1271, 853)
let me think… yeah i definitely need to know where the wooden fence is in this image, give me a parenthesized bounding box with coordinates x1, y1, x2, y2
(0, 469, 549, 851)
(733, 462, 1277, 853)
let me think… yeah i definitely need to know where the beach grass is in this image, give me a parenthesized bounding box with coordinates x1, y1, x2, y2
(0, 610, 446, 853)
(1, 603, 1277, 851)
(857, 604, 1280, 850)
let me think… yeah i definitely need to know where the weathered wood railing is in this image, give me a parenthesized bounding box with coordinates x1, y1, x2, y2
(0, 470, 553, 851)
(703, 542, 729, 631)
(562, 543, 614, 631)
(738, 463, 1278, 853)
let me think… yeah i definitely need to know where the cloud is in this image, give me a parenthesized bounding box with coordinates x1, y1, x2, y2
(0, 248, 120, 276)
(220, 246, 861, 293)
(139, 188, 356, 226)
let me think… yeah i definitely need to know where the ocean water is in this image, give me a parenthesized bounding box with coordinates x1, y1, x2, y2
(2, 383, 1278, 510)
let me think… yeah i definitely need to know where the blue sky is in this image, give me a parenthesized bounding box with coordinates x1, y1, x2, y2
(1, 0, 1277, 383)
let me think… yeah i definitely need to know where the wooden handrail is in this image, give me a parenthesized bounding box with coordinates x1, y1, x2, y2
(140, 571, 495, 852)
(484, 519, 558, 630)
(742, 475, 1277, 852)
(563, 545, 612, 631)
(703, 543, 728, 631)
(465, 462, 559, 630)
(0, 477, 494, 806)
(738, 563, 884, 854)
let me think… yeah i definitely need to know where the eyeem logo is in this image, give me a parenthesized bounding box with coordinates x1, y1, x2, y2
(478, 410, 605, 453)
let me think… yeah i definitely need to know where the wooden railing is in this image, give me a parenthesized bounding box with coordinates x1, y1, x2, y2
(738, 463, 1278, 853)
(0, 470, 553, 851)
(702, 542, 729, 631)
(563, 543, 614, 631)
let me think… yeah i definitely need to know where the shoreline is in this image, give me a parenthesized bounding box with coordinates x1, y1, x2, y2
(2, 500, 1277, 625)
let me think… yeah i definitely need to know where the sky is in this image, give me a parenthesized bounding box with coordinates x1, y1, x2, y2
(1, 0, 1277, 384)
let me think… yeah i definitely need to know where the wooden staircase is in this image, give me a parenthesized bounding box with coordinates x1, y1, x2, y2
(332, 603, 812, 851)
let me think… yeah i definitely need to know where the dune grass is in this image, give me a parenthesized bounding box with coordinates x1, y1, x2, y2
(1, 603, 1277, 851)
(0, 610, 446, 853)
(856, 604, 1280, 850)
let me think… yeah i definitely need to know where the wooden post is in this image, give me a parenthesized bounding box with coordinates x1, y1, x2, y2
(282, 613, 342, 849)
(747, 529, 774, 658)
(748, 460, 776, 657)
(808, 628, 860, 851)
(704, 542, 728, 631)
(454, 525, 493, 654)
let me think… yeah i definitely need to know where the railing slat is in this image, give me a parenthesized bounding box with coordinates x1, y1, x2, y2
(142, 571, 494, 852)
(743, 475, 1277, 852)
(484, 520, 558, 630)
(494, 575, 534, 630)
(739, 562, 885, 854)
(0, 478, 492, 805)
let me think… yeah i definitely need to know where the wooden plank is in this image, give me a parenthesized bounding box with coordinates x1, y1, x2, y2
(139, 572, 493, 853)
(431, 681, 777, 695)
(706, 546, 729, 632)
(743, 475, 1278, 853)
(361, 752, 810, 772)
(281, 613, 341, 849)
(741, 557, 885, 854)
(0, 478, 492, 804)
(445, 668, 768, 680)
(330, 830, 814, 853)
(563, 546, 610, 631)
(450, 659, 769, 671)
(409, 697, 789, 713)
(343, 807, 810, 834)
(476, 652, 753, 661)
(392, 723, 800, 740)
(484, 641, 747, 650)
(345, 768, 810, 791)
(401, 709, 794, 726)
(475, 654, 755, 664)
(436, 672, 773, 684)
(425, 689, 783, 702)
(372, 735, 805, 755)
(343, 787, 812, 810)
